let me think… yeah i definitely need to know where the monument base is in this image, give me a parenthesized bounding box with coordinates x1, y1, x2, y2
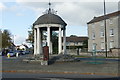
(41, 60, 48, 65)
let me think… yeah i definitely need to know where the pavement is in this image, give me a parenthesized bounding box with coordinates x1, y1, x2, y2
(1, 54, 120, 78)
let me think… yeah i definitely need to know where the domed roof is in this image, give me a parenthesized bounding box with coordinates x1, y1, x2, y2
(33, 13, 67, 26)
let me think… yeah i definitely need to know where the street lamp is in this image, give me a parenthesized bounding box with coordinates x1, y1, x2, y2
(104, 0, 107, 57)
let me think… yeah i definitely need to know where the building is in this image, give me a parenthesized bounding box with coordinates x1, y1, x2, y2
(65, 36, 88, 49)
(64, 36, 88, 55)
(87, 11, 120, 52)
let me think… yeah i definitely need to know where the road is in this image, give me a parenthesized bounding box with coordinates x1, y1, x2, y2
(2, 72, 120, 80)
(1, 54, 119, 80)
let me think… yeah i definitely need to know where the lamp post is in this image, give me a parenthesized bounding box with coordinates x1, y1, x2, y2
(104, 0, 107, 57)
(11, 34, 17, 45)
(11, 35, 16, 51)
(12, 35, 16, 45)
(13, 35, 14, 45)
(11, 35, 14, 45)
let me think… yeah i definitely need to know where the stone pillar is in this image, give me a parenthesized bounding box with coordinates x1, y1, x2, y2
(40, 29, 42, 55)
(63, 27, 66, 55)
(50, 42, 52, 54)
(34, 28, 37, 55)
(37, 27, 41, 55)
(47, 27, 51, 54)
(50, 30, 53, 54)
(58, 27, 62, 54)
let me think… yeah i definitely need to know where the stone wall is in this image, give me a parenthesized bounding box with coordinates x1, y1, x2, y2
(66, 48, 120, 57)
(109, 48, 120, 57)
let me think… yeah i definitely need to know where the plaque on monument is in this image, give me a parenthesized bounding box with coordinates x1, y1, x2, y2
(43, 46, 49, 61)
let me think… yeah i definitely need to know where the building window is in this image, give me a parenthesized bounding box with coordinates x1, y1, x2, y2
(75, 42, 78, 45)
(109, 29, 114, 36)
(100, 20, 104, 26)
(110, 41, 114, 48)
(109, 18, 113, 24)
(92, 23, 95, 29)
(92, 32, 95, 40)
(101, 42, 104, 50)
(100, 30, 104, 37)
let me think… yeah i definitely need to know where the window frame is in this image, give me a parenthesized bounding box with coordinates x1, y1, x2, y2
(101, 42, 104, 50)
(100, 30, 104, 37)
(100, 20, 104, 26)
(92, 32, 95, 40)
(109, 29, 114, 36)
(109, 18, 113, 24)
(110, 40, 114, 49)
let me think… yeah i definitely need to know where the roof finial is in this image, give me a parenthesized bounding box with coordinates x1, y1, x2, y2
(43, 1, 57, 14)
(49, 0, 51, 9)
(48, 0, 51, 13)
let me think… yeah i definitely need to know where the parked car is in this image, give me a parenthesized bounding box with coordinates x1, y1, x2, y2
(15, 50, 24, 55)
(20, 51, 26, 55)
(0, 51, 2, 56)
(19, 50, 30, 55)
(24, 51, 30, 54)
(7, 51, 16, 57)
(14, 51, 21, 55)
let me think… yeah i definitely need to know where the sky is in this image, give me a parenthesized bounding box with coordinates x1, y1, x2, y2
(0, 0, 119, 46)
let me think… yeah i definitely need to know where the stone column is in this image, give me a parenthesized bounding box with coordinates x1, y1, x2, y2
(34, 28, 37, 55)
(37, 27, 41, 55)
(40, 29, 42, 55)
(50, 42, 53, 54)
(47, 27, 51, 54)
(50, 30, 53, 54)
(63, 27, 66, 55)
(58, 27, 62, 54)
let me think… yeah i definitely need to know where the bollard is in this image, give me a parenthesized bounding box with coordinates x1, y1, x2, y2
(7, 53, 10, 58)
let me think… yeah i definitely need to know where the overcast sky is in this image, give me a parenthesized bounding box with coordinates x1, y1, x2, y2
(0, 0, 119, 45)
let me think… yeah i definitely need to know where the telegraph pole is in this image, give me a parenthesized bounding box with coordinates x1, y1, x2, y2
(104, 0, 107, 57)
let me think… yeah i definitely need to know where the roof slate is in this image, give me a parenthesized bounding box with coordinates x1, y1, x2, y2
(66, 37, 88, 42)
(87, 11, 120, 24)
(33, 13, 67, 26)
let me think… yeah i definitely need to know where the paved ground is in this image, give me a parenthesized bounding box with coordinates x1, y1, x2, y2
(2, 72, 120, 80)
(1, 54, 119, 78)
